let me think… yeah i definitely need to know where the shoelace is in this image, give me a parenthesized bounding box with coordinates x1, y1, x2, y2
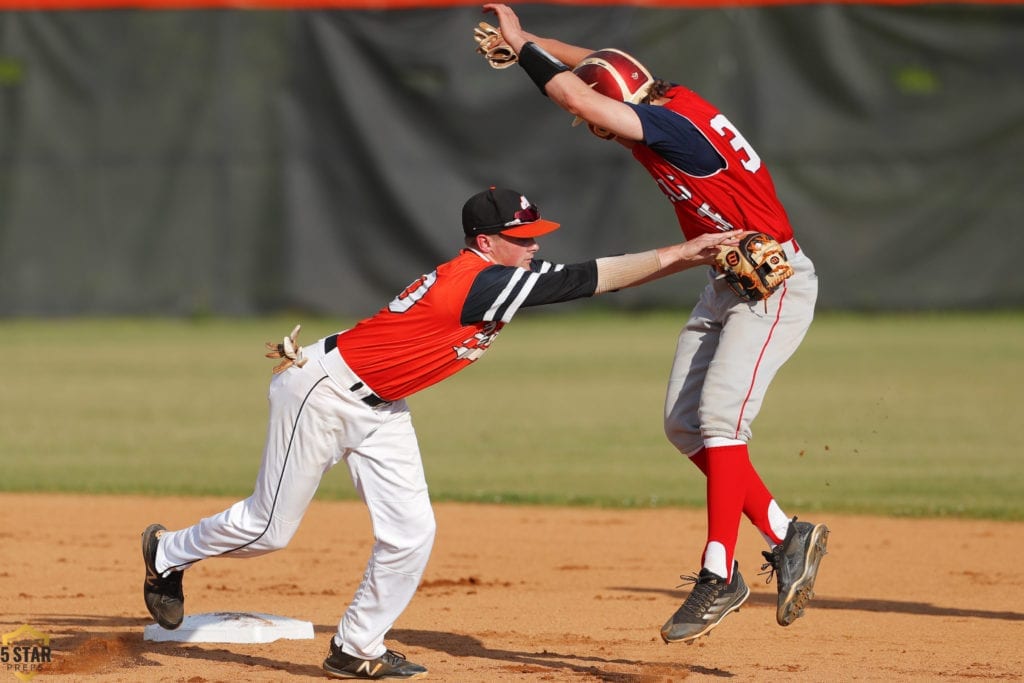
(759, 549, 780, 585)
(381, 650, 408, 666)
(676, 573, 725, 617)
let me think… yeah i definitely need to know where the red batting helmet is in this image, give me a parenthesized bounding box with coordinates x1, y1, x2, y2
(571, 48, 654, 139)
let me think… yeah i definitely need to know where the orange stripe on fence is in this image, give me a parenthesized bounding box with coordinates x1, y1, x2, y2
(2, 0, 1022, 9)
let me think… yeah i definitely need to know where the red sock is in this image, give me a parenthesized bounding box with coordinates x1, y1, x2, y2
(743, 464, 784, 545)
(702, 444, 749, 578)
(690, 446, 782, 545)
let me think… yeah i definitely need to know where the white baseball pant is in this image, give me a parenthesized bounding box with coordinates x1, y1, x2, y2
(154, 336, 436, 660)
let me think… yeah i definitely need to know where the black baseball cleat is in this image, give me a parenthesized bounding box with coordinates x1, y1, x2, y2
(323, 639, 427, 680)
(761, 517, 830, 626)
(141, 523, 185, 630)
(660, 561, 750, 644)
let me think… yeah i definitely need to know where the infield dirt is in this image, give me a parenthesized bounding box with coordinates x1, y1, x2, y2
(2, 493, 1022, 682)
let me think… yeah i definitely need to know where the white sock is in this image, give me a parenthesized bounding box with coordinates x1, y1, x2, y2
(703, 541, 729, 579)
(768, 500, 790, 546)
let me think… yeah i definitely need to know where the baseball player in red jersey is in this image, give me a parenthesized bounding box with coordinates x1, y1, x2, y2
(140, 186, 742, 680)
(482, 4, 830, 645)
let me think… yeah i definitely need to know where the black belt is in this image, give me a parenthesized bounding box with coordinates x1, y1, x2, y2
(323, 334, 389, 408)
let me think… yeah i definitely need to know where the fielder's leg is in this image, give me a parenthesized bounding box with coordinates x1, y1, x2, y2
(143, 351, 372, 626)
(330, 401, 434, 674)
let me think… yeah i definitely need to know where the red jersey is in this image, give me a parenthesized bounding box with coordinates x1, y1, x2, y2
(332, 249, 597, 401)
(628, 85, 794, 244)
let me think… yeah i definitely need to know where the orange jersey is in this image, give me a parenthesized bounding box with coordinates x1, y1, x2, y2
(332, 249, 597, 401)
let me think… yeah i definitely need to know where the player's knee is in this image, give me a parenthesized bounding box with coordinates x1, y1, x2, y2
(664, 420, 701, 455)
(408, 511, 437, 553)
(376, 513, 435, 573)
(263, 526, 299, 552)
(239, 514, 302, 553)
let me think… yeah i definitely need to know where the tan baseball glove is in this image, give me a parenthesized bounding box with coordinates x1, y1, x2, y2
(265, 324, 307, 374)
(714, 232, 795, 301)
(474, 21, 517, 69)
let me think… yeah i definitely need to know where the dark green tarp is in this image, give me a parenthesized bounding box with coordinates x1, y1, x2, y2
(2, 5, 1022, 315)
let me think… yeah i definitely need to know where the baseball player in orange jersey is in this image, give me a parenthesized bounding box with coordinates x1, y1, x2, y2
(481, 3, 830, 644)
(141, 186, 743, 680)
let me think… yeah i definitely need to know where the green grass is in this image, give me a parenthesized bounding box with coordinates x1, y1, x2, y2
(1, 311, 1022, 520)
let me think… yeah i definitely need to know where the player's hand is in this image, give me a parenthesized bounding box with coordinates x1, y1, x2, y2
(265, 324, 308, 374)
(685, 230, 748, 263)
(482, 3, 527, 53)
(474, 21, 517, 69)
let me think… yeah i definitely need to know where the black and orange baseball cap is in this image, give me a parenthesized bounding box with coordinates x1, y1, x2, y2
(462, 187, 561, 238)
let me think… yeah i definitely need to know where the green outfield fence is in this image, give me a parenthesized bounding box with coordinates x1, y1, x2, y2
(2, 3, 1023, 316)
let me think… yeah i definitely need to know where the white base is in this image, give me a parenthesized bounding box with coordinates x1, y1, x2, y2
(143, 612, 315, 644)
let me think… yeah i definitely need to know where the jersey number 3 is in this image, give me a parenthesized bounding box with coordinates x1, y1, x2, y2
(710, 114, 761, 173)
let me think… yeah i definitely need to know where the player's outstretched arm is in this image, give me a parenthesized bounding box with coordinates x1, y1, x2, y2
(482, 3, 644, 141)
(594, 231, 747, 295)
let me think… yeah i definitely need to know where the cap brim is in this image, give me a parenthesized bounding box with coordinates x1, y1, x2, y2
(500, 219, 561, 238)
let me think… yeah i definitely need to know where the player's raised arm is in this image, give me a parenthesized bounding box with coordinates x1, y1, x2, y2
(480, 3, 645, 142)
(482, 3, 592, 66)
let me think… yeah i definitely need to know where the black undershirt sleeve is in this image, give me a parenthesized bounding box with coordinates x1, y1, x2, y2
(460, 260, 599, 325)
